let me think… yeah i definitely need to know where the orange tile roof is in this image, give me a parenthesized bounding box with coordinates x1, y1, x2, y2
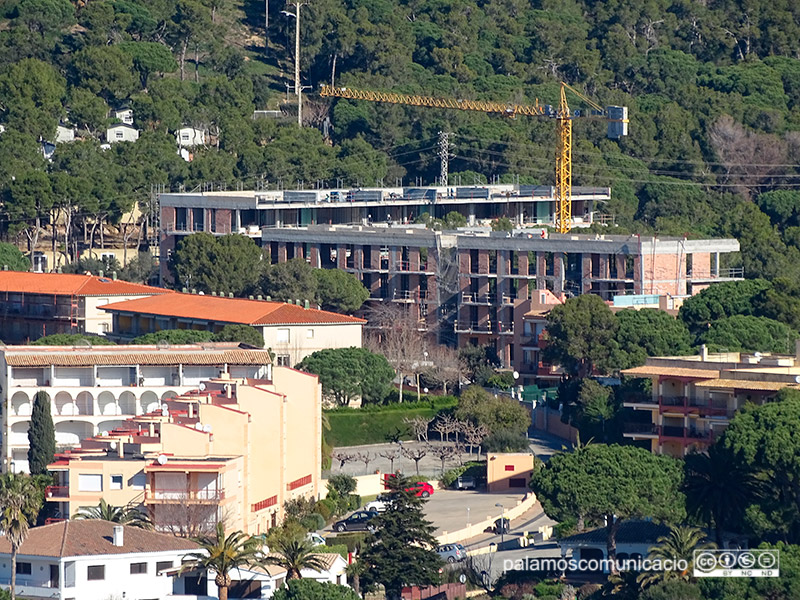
(0, 271, 172, 297)
(0, 520, 198, 558)
(101, 293, 366, 326)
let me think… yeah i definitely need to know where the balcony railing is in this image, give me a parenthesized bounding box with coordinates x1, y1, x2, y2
(623, 423, 659, 435)
(455, 321, 492, 333)
(461, 293, 492, 305)
(45, 485, 69, 499)
(660, 396, 687, 407)
(395, 260, 431, 272)
(658, 426, 715, 443)
(496, 322, 514, 335)
(145, 488, 224, 502)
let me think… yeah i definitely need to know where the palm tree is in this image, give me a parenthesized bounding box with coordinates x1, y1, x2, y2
(181, 522, 260, 600)
(683, 444, 764, 546)
(345, 559, 366, 597)
(0, 474, 44, 600)
(637, 525, 715, 587)
(72, 498, 153, 529)
(261, 536, 327, 580)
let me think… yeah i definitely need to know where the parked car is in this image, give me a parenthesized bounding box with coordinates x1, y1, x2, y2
(437, 543, 466, 563)
(406, 481, 434, 498)
(365, 493, 399, 513)
(333, 510, 378, 532)
(307, 532, 326, 546)
(455, 475, 476, 490)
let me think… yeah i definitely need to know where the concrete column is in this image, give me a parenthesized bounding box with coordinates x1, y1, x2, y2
(294, 243, 304, 260)
(409, 248, 421, 271)
(581, 255, 592, 294)
(353, 247, 363, 271)
(518, 251, 529, 277)
(633, 255, 643, 294)
(536, 252, 547, 290)
(309, 244, 321, 268)
(553, 254, 565, 296)
(336, 245, 347, 269)
(277, 243, 288, 263)
(598, 254, 609, 280)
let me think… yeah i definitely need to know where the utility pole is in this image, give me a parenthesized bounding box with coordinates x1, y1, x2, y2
(438, 131, 450, 187)
(283, 1, 307, 127)
(265, 0, 269, 54)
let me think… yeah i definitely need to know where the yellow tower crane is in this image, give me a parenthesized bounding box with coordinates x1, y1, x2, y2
(320, 82, 628, 233)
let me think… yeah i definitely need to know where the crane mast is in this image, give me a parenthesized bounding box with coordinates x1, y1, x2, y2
(320, 83, 627, 233)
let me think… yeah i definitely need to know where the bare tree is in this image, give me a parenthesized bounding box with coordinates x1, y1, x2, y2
(432, 414, 459, 442)
(463, 422, 489, 459)
(331, 451, 356, 470)
(403, 416, 431, 442)
(379, 447, 402, 473)
(427, 443, 457, 476)
(709, 114, 788, 198)
(432, 417, 449, 442)
(356, 452, 373, 474)
(400, 444, 428, 476)
(365, 304, 429, 402)
(422, 345, 461, 395)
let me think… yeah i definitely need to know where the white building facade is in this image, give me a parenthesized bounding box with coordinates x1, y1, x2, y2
(0, 521, 198, 600)
(1, 345, 273, 474)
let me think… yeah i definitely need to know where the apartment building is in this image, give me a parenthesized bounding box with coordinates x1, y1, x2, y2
(622, 345, 800, 457)
(0, 271, 170, 343)
(257, 224, 740, 367)
(100, 292, 365, 366)
(158, 183, 611, 280)
(45, 367, 321, 535)
(1, 344, 273, 474)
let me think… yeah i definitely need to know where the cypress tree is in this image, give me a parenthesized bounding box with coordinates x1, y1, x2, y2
(28, 391, 55, 475)
(360, 476, 443, 599)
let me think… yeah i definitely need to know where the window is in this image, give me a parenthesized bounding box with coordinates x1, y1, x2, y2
(87, 565, 105, 581)
(306, 328, 314, 339)
(182, 134, 190, 141)
(276, 328, 290, 343)
(130, 562, 147, 575)
(504, 465, 515, 472)
(110, 475, 123, 490)
(16, 562, 31, 575)
(78, 474, 102, 492)
(276, 355, 290, 367)
(156, 561, 173, 573)
(115, 131, 123, 139)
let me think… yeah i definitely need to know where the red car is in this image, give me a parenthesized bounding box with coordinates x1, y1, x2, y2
(405, 481, 434, 498)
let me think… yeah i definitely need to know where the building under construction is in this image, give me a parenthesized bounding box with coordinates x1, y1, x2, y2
(158, 185, 741, 375)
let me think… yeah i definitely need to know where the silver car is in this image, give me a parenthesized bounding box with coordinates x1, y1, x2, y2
(437, 543, 466, 563)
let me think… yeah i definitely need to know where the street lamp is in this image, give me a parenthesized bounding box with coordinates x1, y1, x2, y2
(282, 1, 307, 127)
(495, 502, 506, 545)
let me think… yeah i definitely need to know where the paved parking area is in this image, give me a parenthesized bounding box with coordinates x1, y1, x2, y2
(422, 489, 530, 535)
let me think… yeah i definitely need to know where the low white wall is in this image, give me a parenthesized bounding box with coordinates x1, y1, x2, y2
(436, 492, 538, 545)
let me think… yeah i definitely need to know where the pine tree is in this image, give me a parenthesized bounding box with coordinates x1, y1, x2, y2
(360, 476, 443, 600)
(27, 391, 55, 475)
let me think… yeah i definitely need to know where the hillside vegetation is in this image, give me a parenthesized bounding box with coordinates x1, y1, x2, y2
(2, 1, 800, 282)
